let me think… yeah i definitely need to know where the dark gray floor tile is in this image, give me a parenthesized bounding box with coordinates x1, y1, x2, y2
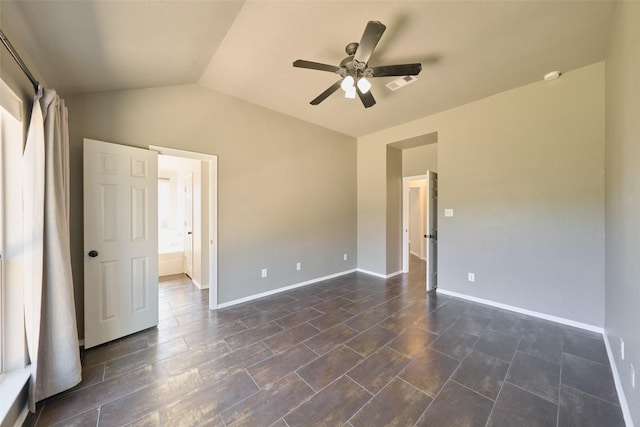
(345, 325, 396, 357)
(417, 380, 493, 427)
(386, 325, 438, 357)
(377, 307, 423, 334)
(518, 330, 563, 365)
(82, 334, 149, 367)
(308, 308, 355, 330)
(38, 365, 158, 425)
(49, 408, 99, 427)
(563, 329, 609, 365)
(416, 309, 460, 335)
(487, 382, 558, 427)
(506, 351, 560, 403)
(451, 313, 492, 336)
(312, 297, 355, 313)
(303, 324, 360, 355)
(33, 267, 622, 427)
(520, 317, 563, 338)
(297, 345, 363, 391)
(247, 343, 317, 388)
(123, 411, 161, 426)
(561, 352, 619, 404)
(251, 295, 297, 312)
(104, 338, 189, 380)
(429, 325, 479, 360)
(154, 371, 260, 426)
(453, 350, 509, 400)
(220, 374, 315, 427)
(342, 307, 390, 332)
(474, 329, 520, 362)
(263, 322, 320, 353)
(274, 307, 323, 329)
(350, 378, 431, 427)
(239, 308, 291, 329)
(98, 368, 205, 426)
(398, 348, 460, 397)
(197, 341, 274, 383)
(487, 311, 527, 337)
(343, 297, 381, 315)
(558, 384, 625, 427)
(347, 347, 411, 394)
(284, 376, 371, 427)
(224, 321, 284, 351)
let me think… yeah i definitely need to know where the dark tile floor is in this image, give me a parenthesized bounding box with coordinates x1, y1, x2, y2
(24, 257, 625, 426)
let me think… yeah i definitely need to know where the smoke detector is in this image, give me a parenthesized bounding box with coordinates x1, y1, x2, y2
(544, 71, 561, 81)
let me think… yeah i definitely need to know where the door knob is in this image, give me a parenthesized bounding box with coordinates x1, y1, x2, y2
(88, 250, 99, 257)
(187, 231, 192, 235)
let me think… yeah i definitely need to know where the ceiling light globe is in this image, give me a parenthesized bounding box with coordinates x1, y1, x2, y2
(345, 86, 356, 99)
(357, 77, 371, 93)
(341, 75, 355, 91)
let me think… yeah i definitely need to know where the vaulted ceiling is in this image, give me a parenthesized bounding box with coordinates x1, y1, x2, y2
(1, 1, 618, 137)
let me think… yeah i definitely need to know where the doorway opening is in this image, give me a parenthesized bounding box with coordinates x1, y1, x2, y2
(402, 172, 438, 292)
(403, 175, 427, 272)
(152, 146, 218, 309)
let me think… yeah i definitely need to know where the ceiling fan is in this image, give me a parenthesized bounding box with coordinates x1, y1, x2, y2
(293, 21, 422, 108)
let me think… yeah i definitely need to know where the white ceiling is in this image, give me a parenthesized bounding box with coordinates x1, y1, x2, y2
(1, 1, 617, 137)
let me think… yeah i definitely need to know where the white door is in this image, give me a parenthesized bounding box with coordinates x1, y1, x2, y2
(83, 139, 158, 349)
(183, 172, 194, 278)
(426, 171, 438, 292)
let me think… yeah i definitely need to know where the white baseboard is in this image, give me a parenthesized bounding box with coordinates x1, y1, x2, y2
(437, 288, 603, 333)
(386, 270, 404, 278)
(191, 279, 208, 290)
(356, 268, 404, 279)
(216, 269, 357, 309)
(603, 332, 635, 427)
(356, 268, 387, 278)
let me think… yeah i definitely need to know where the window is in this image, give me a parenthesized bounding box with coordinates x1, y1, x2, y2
(158, 176, 184, 254)
(0, 78, 26, 375)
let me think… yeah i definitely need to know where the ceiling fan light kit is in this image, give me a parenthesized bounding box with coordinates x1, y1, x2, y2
(293, 20, 422, 108)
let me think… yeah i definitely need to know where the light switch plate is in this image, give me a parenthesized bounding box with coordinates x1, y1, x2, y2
(445, 209, 454, 217)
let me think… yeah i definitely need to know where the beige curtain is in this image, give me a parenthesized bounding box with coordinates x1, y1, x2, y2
(23, 87, 81, 411)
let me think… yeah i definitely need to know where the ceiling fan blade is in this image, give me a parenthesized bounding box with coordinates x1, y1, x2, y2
(293, 60, 340, 73)
(370, 63, 422, 77)
(357, 87, 376, 108)
(310, 81, 342, 105)
(354, 21, 386, 65)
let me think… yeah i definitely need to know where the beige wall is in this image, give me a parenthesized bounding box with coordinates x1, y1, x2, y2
(66, 84, 357, 336)
(386, 146, 403, 275)
(403, 143, 438, 176)
(604, 2, 640, 424)
(358, 62, 605, 326)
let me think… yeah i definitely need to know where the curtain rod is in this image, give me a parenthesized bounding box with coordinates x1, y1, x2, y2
(0, 27, 40, 93)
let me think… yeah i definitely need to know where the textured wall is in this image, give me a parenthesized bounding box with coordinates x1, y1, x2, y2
(359, 62, 605, 326)
(604, 2, 640, 424)
(66, 85, 357, 336)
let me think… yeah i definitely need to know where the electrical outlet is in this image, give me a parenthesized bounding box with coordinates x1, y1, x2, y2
(468, 273, 475, 282)
(632, 364, 636, 389)
(620, 338, 625, 360)
(296, 262, 301, 271)
(344, 254, 348, 261)
(261, 268, 267, 278)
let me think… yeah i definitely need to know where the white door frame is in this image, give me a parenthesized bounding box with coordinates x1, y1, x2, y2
(402, 174, 428, 272)
(151, 146, 218, 309)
